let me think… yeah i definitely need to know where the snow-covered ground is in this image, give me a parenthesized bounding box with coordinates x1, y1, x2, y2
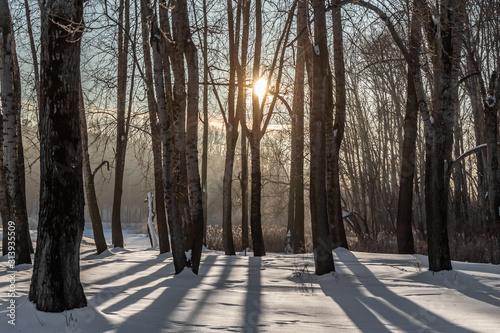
(1, 228, 500, 332)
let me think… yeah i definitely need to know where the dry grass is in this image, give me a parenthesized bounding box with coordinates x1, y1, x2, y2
(206, 224, 313, 253)
(350, 232, 500, 264)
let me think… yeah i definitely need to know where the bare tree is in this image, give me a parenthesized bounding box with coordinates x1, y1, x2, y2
(0, 0, 32, 265)
(29, 0, 87, 311)
(310, 0, 335, 275)
(79, 80, 108, 255)
(326, 0, 348, 249)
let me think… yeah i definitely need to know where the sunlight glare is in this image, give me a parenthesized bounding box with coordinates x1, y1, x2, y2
(254, 77, 267, 99)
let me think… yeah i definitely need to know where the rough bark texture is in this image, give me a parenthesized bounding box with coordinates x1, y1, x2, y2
(173, 0, 204, 274)
(0, 0, 32, 265)
(0, 18, 11, 256)
(79, 82, 107, 255)
(310, 0, 335, 275)
(327, 1, 348, 250)
(158, 0, 188, 273)
(484, 71, 500, 264)
(111, 0, 130, 248)
(422, 0, 465, 272)
(29, 0, 87, 312)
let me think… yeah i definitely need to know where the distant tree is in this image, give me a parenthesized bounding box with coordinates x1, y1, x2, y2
(79, 80, 108, 255)
(29, 0, 87, 311)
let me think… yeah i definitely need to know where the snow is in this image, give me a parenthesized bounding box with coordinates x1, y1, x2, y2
(1, 230, 500, 332)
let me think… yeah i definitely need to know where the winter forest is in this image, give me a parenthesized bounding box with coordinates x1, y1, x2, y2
(1, 0, 500, 331)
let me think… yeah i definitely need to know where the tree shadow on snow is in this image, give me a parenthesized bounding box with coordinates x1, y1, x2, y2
(319, 249, 475, 333)
(112, 254, 217, 333)
(244, 256, 263, 333)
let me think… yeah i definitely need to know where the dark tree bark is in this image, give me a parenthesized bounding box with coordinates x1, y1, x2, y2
(327, 0, 348, 250)
(153, 0, 187, 272)
(288, 0, 308, 254)
(249, 0, 266, 257)
(172, 0, 204, 274)
(0, 0, 32, 265)
(29, 0, 87, 312)
(422, 0, 464, 272)
(222, 0, 238, 256)
(0, 62, 11, 256)
(79, 81, 107, 255)
(396, 0, 421, 255)
(201, 0, 209, 247)
(111, 0, 130, 248)
(238, 0, 251, 251)
(310, 0, 335, 275)
(484, 71, 500, 264)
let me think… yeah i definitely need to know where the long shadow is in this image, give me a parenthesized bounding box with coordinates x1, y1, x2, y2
(320, 250, 475, 333)
(98, 261, 175, 313)
(244, 257, 263, 333)
(114, 254, 217, 333)
(183, 256, 236, 325)
(406, 268, 500, 309)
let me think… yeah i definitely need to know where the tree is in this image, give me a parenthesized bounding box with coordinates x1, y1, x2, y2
(79, 80, 108, 255)
(111, 0, 130, 249)
(29, 0, 87, 312)
(140, 0, 170, 254)
(288, 0, 309, 254)
(221, 0, 239, 255)
(396, 0, 421, 254)
(0, 0, 32, 265)
(310, 0, 335, 275)
(326, 0, 348, 249)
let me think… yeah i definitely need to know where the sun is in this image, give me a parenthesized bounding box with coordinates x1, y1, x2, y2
(254, 77, 268, 100)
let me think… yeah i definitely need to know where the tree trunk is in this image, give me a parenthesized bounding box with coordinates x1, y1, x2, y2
(289, 0, 307, 254)
(0, 0, 32, 265)
(174, 0, 204, 274)
(484, 71, 500, 263)
(140, 0, 170, 254)
(222, 0, 238, 255)
(327, 1, 348, 250)
(238, 0, 251, 251)
(78, 80, 107, 254)
(111, 0, 130, 248)
(250, 0, 266, 257)
(29, 0, 87, 312)
(201, 0, 209, 247)
(0, 60, 11, 255)
(423, 0, 464, 272)
(310, 0, 334, 275)
(396, 0, 420, 254)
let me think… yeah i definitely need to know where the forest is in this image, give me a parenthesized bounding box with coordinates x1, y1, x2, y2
(0, 0, 500, 330)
